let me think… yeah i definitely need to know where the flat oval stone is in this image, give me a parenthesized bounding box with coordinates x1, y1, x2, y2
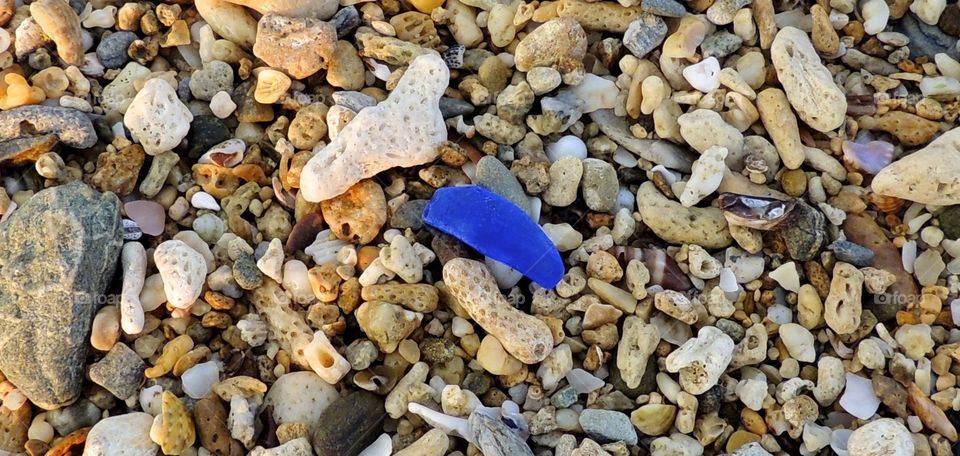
(311, 391, 386, 456)
(423, 185, 563, 287)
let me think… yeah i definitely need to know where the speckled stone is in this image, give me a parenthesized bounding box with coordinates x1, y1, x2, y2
(88, 342, 146, 400)
(96, 31, 137, 69)
(828, 240, 875, 267)
(233, 253, 263, 290)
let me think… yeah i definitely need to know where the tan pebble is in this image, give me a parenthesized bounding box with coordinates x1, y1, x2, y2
(90, 305, 121, 352)
(361, 283, 439, 312)
(319, 179, 387, 245)
(477, 335, 523, 375)
(29, 0, 83, 65)
(150, 391, 196, 455)
(145, 334, 194, 378)
(823, 262, 863, 335)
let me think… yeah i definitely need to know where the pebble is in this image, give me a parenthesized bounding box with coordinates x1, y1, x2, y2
(150, 391, 196, 455)
(846, 418, 914, 455)
(312, 391, 386, 456)
(84, 412, 158, 456)
(425, 186, 563, 287)
(861, 0, 890, 34)
(182, 361, 219, 399)
(154, 240, 208, 309)
(580, 158, 618, 212)
(578, 409, 637, 445)
(443, 258, 554, 364)
(300, 53, 448, 202)
(356, 301, 420, 353)
(320, 179, 387, 245)
(706, 0, 750, 24)
(95, 31, 136, 69)
(124, 78, 193, 155)
(770, 27, 847, 132)
(679, 145, 727, 207)
(769, 261, 800, 292)
(623, 14, 668, 58)
(87, 342, 146, 400)
(264, 372, 339, 432)
(872, 126, 960, 204)
(779, 323, 816, 362)
(0, 106, 97, 148)
(828, 240, 875, 267)
(190, 60, 234, 101)
(637, 182, 732, 249)
(476, 155, 530, 214)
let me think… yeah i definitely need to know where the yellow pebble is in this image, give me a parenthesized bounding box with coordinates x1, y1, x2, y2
(145, 334, 193, 378)
(409, 0, 444, 13)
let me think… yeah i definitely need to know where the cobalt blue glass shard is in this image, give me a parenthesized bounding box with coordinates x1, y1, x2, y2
(423, 185, 564, 288)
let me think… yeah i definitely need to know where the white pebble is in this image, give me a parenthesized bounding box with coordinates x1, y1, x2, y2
(182, 361, 219, 399)
(82, 5, 117, 28)
(902, 240, 917, 273)
(485, 256, 523, 289)
(452, 317, 474, 337)
(140, 385, 163, 416)
(0, 28, 10, 54)
(565, 368, 604, 393)
(546, 136, 588, 162)
(357, 433, 392, 456)
(861, 0, 890, 35)
(682, 57, 721, 92)
(210, 91, 237, 119)
(564, 73, 618, 113)
(190, 191, 221, 211)
(769, 262, 800, 292)
(910, 0, 946, 25)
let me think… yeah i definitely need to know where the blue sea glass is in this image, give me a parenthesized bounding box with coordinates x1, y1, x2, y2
(423, 185, 564, 288)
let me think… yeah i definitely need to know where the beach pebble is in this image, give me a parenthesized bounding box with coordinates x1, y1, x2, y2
(839, 373, 880, 419)
(861, 0, 890, 34)
(679, 146, 727, 207)
(623, 14, 668, 58)
(264, 372, 339, 431)
(580, 158, 618, 212)
(514, 18, 587, 77)
(872, 127, 960, 205)
(578, 409, 637, 445)
(637, 182, 732, 249)
(779, 323, 816, 362)
(85, 412, 158, 456)
(124, 79, 193, 155)
(682, 56, 721, 92)
(846, 418, 914, 455)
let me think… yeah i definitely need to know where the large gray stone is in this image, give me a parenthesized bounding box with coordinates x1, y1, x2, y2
(0, 182, 122, 409)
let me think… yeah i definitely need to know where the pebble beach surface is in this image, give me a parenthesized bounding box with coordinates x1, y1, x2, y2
(0, 0, 958, 454)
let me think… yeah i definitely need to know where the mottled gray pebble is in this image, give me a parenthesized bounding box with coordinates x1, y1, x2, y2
(233, 253, 263, 290)
(332, 91, 377, 112)
(96, 31, 137, 69)
(702, 31, 743, 59)
(581, 158, 619, 213)
(550, 385, 579, 408)
(578, 409, 638, 445)
(476, 155, 530, 215)
(46, 398, 100, 435)
(641, 0, 686, 16)
(439, 97, 475, 118)
(189, 60, 234, 101)
(623, 14, 668, 58)
(331, 6, 360, 37)
(390, 199, 428, 229)
(88, 342, 146, 400)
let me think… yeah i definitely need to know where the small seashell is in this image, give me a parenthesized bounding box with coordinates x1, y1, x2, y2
(442, 44, 465, 68)
(254, 68, 291, 104)
(718, 193, 796, 230)
(198, 138, 245, 168)
(867, 192, 904, 214)
(841, 140, 894, 175)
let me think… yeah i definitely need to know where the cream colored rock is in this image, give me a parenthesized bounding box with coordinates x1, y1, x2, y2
(757, 88, 805, 169)
(872, 127, 960, 205)
(679, 146, 727, 207)
(195, 0, 258, 48)
(394, 429, 449, 456)
(770, 27, 846, 132)
(221, 0, 338, 20)
(30, 0, 84, 66)
(257, 238, 284, 283)
(616, 316, 660, 389)
(536, 343, 573, 390)
(443, 258, 554, 364)
(249, 279, 315, 369)
(824, 262, 863, 335)
(299, 53, 448, 202)
(665, 326, 734, 394)
(154, 240, 207, 309)
(847, 418, 914, 456)
(119, 242, 147, 335)
(779, 323, 815, 362)
(677, 109, 743, 157)
(101, 62, 151, 114)
(478, 335, 524, 376)
(83, 412, 158, 456)
(124, 79, 193, 155)
(636, 181, 732, 249)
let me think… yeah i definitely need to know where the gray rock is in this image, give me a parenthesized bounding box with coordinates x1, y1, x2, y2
(88, 342, 146, 400)
(232, 253, 263, 290)
(439, 97, 476, 118)
(828, 240, 875, 267)
(526, 67, 562, 95)
(470, 412, 534, 456)
(312, 391, 385, 456)
(390, 199, 428, 229)
(189, 60, 234, 101)
(0, 182, 122, 409)
(702, 31, 743, 59)
(332, 91, 377, 112)
(640, 0, 685, 16)
(46, 398, 100, 435)
(623, 14, 667, 58)
(96, 31, 137, 69)
(550, 385, 579, 408)
(0, 106, 97, 149)
(578, 409, 638, 445)
(581, 158, 619, 212)
(496, 82, 535, 123)
(476, 156, 530, 215)
(896, 13, 960, 59)
(330, 6, 360, 37)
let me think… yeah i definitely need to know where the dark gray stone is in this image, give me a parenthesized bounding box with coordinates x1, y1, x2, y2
(45, 398, 100, 435)
(88, 342, 146, 400)
(778, 201, 827, 262)
(550, 385, 579, 408)
(828, 239, 875, 267)
(331, 6, 360, 37)
(232, 253, 263, 290)
(702, 31, 743, 59)
(390, 199, 428, 229)
(439, 97, 475, 118)
(186, 115, 231, 158)
(939, 205, 960, 240)
(896, 13, 960, 59)
(0, 182, 122, 409)
(96, 31, 137, 69)
(577, 409, 638, 445)
(0, 106, 97, 149)
(312, 391, 385, 456)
